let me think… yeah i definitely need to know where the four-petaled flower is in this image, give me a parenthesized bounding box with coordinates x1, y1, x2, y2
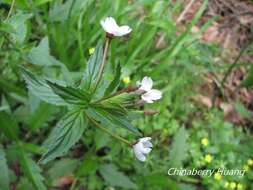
(100, 17, 132, 37)
(133, 137, 153, 162)
(138, 76, 162, 103)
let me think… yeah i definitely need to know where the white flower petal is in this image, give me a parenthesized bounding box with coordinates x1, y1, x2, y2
(141, 147, 152, 154)
(114, 25, 132, 36)
(148, 89, 162, 100)
(134, 150, 146, 162)
(139, 76, 153, 91)
(100, 17, 132, 37)
(141, 93, 154, 103)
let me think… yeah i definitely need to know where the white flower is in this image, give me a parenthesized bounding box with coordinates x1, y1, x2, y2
(138, 76, 162, 103)
(133, 137, 153, 162)
(100, 17, 132, 37)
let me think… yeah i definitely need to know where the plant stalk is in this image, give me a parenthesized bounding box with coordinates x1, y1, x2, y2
(6, 0, 15, 20)
(93, 37, 111, 91)
(87, 114, 132, 146)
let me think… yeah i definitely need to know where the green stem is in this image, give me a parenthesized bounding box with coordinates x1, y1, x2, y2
(93, 37, 111, 91)
(92, 89, 126, 104)
(221, 39, 253, 88)
(86, 114, 132, 146)
(6, 0, 15, 20)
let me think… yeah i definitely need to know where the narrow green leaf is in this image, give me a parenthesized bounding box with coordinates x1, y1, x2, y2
(0, 146, 10, 190)
(104, 63, 121, 96)
(0, 111, 19, 140)
(20, 67, 67, 106)
(40, 110, 87, 164)
(169, 127, 188, 167)
(99, 164, 137, 189)
(46, 80, 90, 105)
(81, 41, 103, 91)
(19, 145, 47, 190)
(85, 107, 141, 136)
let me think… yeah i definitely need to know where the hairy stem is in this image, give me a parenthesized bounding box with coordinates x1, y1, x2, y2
(93, 37, 111, 91)
(87, 114, 132, 146)
(6, 0, 15, 20)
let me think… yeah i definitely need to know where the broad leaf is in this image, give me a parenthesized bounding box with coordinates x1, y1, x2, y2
(41, 110, 87, 164)
(6, 12, 32, 43)
(99, 164, 137, 189)
(20, 67, 67, 106)
(85, 107, 141, 136)
(169, 127, 188, 167)
(0, 146, 10, 190)
(47, 80, 90, 105)
(104, 63, 121, 96)
(81, 41, 103, 92)
(19, 146, 47, 190)
(0, 111, 19, 140)
(28, 37, 63, 66)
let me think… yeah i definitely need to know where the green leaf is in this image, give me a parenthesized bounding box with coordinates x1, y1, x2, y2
(0, 111, 19, 140)
(169, 127, 188, 167)
(46, 80, 90, 105)
(47, 159, 78, 179)
(29, 103, 54, 131)
(99, 164, 137, 189)
(28, 37, 63, 66)
(104, 63, 121, 96)
(6, 12, 32, 43)
(86, 107, 141, 136)
(0, 146, 10, 190)
(19, 145, 47, 190)
(20, 67, 67, 106)
(40, 110, 87, 164)
(81, 41, 103, 92)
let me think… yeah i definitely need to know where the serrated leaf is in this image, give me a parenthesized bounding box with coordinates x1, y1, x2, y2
(0, 146, 10, 190)
(28, 37, 62, 66)
(0, 111, 19, 140)
(40, 110, 87, 164)
(20, 67, 67, 106)
(6, 12, 32, 43)
(47, 80, 90, 105)
(104, 63, 121, 96)
(85, 107, 141, 136)
(19, 145, 46, 190)
(81, 41, 103, 92)
(99, 164, 137, 189)
(169, 127, 188, 167)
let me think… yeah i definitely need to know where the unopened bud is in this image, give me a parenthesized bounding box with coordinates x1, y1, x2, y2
(125, 86, 139, 93)
(144, 109, 160, 116)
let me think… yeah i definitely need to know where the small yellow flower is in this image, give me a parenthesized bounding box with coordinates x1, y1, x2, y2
(243, 164, 249, 171)
(237, 183, 243, 190)
(224, 181, 229, 188)
(201, 138, 209, 146)
(214, 172, 222, 181)
(89, 47, 95, 55)
(247, 159, 253, 166)
(123, 76, 130, 84)
(229, 182, 236, 189)
(204, 154, 213, 163)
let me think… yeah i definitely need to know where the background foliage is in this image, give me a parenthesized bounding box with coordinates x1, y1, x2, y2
(0, 0, 253, 189)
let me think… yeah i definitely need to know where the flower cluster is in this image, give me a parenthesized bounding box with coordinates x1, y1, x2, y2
(100, 17, 162, 162)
